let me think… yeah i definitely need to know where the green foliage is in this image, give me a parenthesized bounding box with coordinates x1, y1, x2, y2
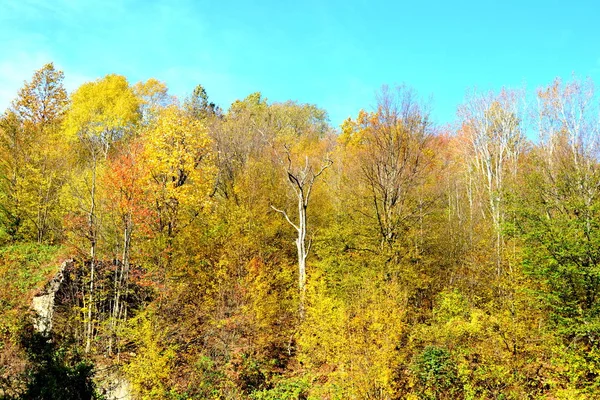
(521, 200, 600, 340)
(0, 243, 61, 289)
(250, 376, 310, 400)
(19, 330, 98, 400)
(0, 244, 63, 396)
(0, 243, 62, 330)
(412, 346, 459, 399)
(235, 353, 268, 394)
(183, 84, 219, 119)
(188, 356, 225, 399)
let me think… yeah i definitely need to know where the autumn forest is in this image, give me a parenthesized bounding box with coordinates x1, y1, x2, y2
(2, 63, 600, 399)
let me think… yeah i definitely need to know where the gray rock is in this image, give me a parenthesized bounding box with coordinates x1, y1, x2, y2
(31, 259, 71, 335)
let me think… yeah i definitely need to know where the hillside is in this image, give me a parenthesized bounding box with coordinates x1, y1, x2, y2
(1, 65, 600, 399)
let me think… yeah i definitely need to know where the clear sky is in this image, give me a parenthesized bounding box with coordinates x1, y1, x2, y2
(1, 0, 600, 128)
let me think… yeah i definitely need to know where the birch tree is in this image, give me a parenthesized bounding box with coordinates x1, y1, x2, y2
(458, 88, 525, 275)
(537, 77, 600, 208)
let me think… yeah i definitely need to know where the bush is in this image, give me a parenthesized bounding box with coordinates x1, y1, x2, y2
(412, 346, 459, 400)
(250, 377, 310, 400)
(20, 329, 99, 400)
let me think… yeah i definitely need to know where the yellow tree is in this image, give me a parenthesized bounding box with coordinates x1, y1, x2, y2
(64, 74, 140, 353)
(133, 78, 174, 125)
(0, 112, 26, 241)
(209, 92, 270, 202)
(0, 63, 68, 242)
(142, 105, 213, 280)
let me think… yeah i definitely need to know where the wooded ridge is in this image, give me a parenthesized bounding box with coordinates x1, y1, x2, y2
(1, 64, 600, 399)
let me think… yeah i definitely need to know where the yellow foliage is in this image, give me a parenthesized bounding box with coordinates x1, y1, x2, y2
(298, 277, 346, 370)
(143, 105, 214, 211)
(64, 74, 140, 152)
(299, 275, 405, 399)
(123, 311, 176, 399)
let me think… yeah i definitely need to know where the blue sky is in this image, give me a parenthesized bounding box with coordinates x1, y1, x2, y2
(1, 0, 600, 128)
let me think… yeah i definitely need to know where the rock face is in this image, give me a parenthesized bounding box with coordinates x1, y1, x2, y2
(31, 259, 72, 335)
(97, 370, 132, 400)
(106, 378, 132, 400)
(30, 259, 134, 400)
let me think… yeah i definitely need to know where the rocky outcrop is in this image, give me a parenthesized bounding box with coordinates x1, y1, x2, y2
(96, 368, 132, 400)
(105, 378, 132, 400)
(30, 259, 133, 399)
(31, 259, 72, 335)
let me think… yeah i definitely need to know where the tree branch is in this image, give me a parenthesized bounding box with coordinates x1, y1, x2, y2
(270, 204, 300, 232)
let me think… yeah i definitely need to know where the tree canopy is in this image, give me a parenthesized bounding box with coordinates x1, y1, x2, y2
(2, 65, 600, 399)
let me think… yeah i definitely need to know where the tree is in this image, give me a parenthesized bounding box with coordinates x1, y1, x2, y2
(0, 63, 68, 243)
(209, 92, 270, 202)
(524, 78, 600, 340)
(142, 105, 213, 278)
(103, 140, 148, 355)
(0, 111, 26, 242)
(65, 74, 140, 159)
(12, 63, 67, 128)
(341, 85, 435, 251)
(263, 100, 333, 318)
(133, 78, 174, 125)
(183, 84, 220, 120)
(271, 148, 331, 317)
(458, 88, 525, 275)
(64, 74, 140, 353)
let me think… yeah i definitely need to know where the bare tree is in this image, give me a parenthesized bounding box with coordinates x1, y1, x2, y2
(536, 77, 600, 236)
(271, 146, 332, 317)
(346, 85, 435, 250)
(537, 77, 600, 187)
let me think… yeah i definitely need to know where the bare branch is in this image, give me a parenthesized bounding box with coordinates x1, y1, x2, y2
(305, 158, 333, 203)
(287, 171, 301, 188)
(270, 204, 300, 232)
(314, 158, 333, 179)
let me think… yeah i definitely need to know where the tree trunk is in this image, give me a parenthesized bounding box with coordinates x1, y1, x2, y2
(272, 152, 331, 318)
(85, 157, 97, 354)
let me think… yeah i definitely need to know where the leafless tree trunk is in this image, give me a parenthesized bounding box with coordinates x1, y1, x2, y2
(85, 153, 97, 354)
(271, 147, 332, 317)
(109, 213, 131, 356)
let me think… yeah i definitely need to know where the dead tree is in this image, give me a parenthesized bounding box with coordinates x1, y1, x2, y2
(271, 146, 332, 317)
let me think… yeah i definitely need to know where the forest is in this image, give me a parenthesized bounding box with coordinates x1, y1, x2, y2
(1, 63, 600, 399)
